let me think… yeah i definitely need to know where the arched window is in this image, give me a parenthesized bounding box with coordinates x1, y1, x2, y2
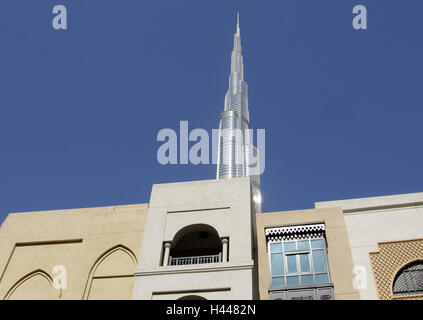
(393, 261, 423, 296)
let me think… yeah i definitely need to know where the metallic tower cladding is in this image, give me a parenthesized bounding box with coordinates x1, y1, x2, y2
(216, 14, 262, 213)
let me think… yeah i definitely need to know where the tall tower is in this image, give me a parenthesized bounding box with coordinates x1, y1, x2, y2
(216, 14, 262, 212)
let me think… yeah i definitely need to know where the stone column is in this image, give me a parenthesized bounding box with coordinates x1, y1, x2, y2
(221, 238, 229, 262)
(163, 243, 172, 266)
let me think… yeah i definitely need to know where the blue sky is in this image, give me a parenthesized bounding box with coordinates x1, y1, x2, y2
(1, 1, 422, 224)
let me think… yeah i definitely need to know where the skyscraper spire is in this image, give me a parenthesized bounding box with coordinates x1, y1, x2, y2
(230, 13, 244, 85)
(237, 12, 240, 36)
(216, 14, 262, 213)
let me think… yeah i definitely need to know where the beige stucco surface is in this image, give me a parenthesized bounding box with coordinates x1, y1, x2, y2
(4, 179, 417, 300)
(132, 178, 257, 300)
(0, 204, 148, 300)
(255, 207, 360, 300)
(316, 192, 423, 300)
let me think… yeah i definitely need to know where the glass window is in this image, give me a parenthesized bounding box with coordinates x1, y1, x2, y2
(311, 239, 325, 249)
(268, 235, 331, 289)
(299, 253, 311, 273)
(271, 253, 284, 276)
(315, 273, 329, 284)
(287, 255, 297, 274)
(301, 274, 314, 285)
(284, 242, 296, 252)
(272, 276, 285, 287)
(286, 275, 299, 286)
(297, 240, 310, 251)
(270, 242, 283, 253)
(312, 250, 328, 273)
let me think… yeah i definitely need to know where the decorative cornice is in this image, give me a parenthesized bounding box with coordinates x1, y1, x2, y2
(266, 223, 326, 241)
(134, 262, 254, 277)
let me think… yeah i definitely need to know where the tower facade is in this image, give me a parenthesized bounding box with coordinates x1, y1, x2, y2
(216, 14, 262, 213)
(131, 178, 258, 300)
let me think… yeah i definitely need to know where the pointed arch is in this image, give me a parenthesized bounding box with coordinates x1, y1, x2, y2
(83, 244, 137, 300)
(5, 269, 59, 300)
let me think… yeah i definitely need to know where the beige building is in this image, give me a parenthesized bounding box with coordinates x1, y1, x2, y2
(0, 203, 148, 300)
(0, 178, 422, 300)
(316, 193, 423, 300)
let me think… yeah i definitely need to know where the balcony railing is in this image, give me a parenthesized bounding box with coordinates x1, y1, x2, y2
(168, 253, 221, 266)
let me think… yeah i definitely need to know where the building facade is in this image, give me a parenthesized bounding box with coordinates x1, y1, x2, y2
(131, 178, 257, 300)
(0, 177, 422, 300)
(0, 203, 148, 300)
(316, 193, 423, 300)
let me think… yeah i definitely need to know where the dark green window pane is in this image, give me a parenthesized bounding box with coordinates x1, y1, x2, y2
(301, 275, 314, 285)
(297, 240, 310, 251)
(271, 253, 284, 276)
(284, 241, 296, 252)
(272, 276, 285, 287)
(286, 276, 299, 286)
(311, 239, 325, 249)
(270, 242, 283, 253)
(312, 250, 327, 273)
(299, 253, 311, 273)
(315, 273, 330, 284)
(287, 255, 297, 274)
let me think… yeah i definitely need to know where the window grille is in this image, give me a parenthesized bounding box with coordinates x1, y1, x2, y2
(393, 262, 423, 296)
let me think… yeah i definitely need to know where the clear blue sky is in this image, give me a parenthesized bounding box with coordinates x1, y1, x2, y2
(1, 1, 422, 224)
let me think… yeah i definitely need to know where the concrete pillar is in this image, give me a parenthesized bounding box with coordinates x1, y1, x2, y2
(221, 238, 229, 262)
(163, 243, 172, 266)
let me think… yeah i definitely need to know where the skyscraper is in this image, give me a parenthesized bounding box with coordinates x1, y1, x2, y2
(216, 14, 262, 212)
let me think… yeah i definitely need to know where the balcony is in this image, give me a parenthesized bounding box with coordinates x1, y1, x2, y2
(168, 253, 222, 266)
(162, 224, 229, 267)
